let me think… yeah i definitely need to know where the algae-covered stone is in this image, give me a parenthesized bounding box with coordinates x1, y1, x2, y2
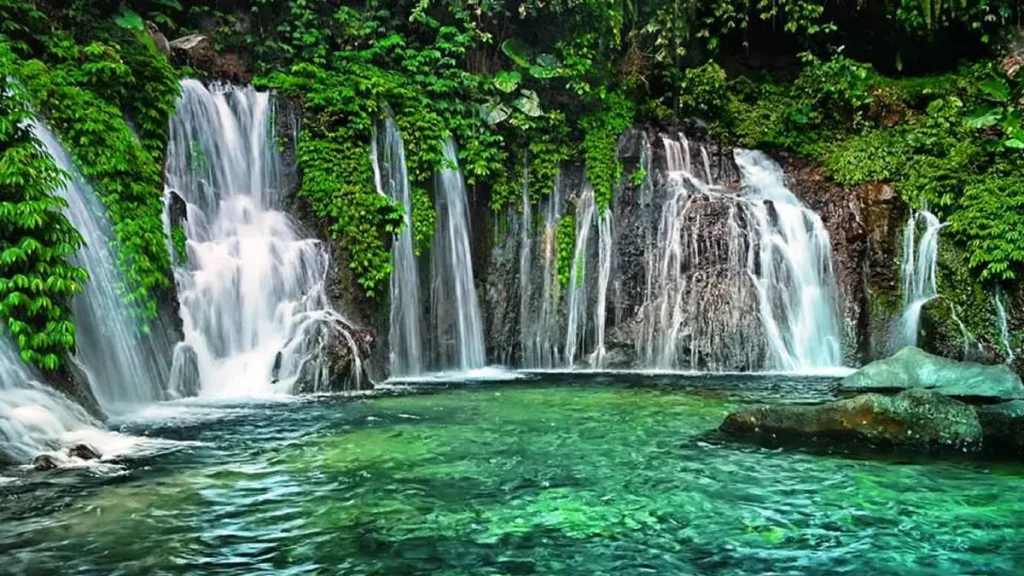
(840, 346, 1024, 402)
(976, 400, 1024, 455)
(720, 389, 983, 452)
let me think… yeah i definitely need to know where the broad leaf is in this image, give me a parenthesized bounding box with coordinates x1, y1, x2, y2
(980, 76, 1012, 102)
(529, 65, 561, 79)
(1002, 138, 1024, 149)
(501, 39, 533, 68)
(114, 7, 144, 31)
(494, 70, 521, 93)
(967, 105, 1002, 128)
(513, 89, 542, 117)
(535, 53, 560, 69)
(480, 99, 511, 124)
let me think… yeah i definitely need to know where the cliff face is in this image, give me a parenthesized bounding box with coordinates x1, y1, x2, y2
(275, 115, 1023, 377)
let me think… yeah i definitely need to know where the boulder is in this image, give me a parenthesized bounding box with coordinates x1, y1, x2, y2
(294, 325, 374, 393)
(33, 454, 59, 471)
(169, 35, 217, 70)
(839, 346, 1024, 403)
(720, 389, 983, 452)
(146, 21, 171, 57)
(69, 443, 100, 461)
(976, 400, 1024, 455)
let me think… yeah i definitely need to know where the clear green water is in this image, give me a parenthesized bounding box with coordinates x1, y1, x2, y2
(2, 378, 1024, 575)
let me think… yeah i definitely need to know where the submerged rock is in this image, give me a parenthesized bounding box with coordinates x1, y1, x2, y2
(720, 389, 983, 452)
(840, 347, 1024, 403)
(69, 443, 100, 461)
(33, 454, 59, 471)
(976, 400, 1024, 455)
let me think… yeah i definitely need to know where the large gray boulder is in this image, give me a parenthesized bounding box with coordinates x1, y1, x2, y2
(840, 347, 1024, 403)
(720, 389, 983, 452)
(976, 400, 1024, 455)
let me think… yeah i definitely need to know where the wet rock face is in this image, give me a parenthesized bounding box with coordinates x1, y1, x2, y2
(840, 346, 1024, 403)
(169, 34, 252, 82)
(976, 401, 1024, 455)
(721, 388, 984, 452)
(69, 443, 100, 461)
(294, 326, 375, 393)
(33, 454, 59, 471)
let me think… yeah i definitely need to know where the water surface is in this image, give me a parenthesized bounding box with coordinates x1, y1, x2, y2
(2, 377, 1023, 575)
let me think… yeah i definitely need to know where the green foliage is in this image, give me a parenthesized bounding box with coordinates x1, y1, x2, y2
(581, 93, 634, 212)
(171, 224, 187, 263)
(676, 61, 728, 119)
(16, 57, 173, 318)
(0, 42, 88, 370)
(948, 177, 1024, 280)
(410, 188, 435, 256)
(555, 214, 575, 288)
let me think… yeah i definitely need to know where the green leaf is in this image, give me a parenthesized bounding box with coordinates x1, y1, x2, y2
(513, 89, 542, 117)
(980, 77, 1012, 102)
(114, 7, 145, 31)
(967, 105, 1002, 128)
(1003, 138, 1024, 149)
(501, 39, 533, 68)
(535, 53, 560, 69)
(494, 70, 521, 93)
(479, 99, 511, 124)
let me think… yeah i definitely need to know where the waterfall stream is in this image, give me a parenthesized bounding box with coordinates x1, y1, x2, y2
(429, 139, 486, 371)
(372, 117, 424, 377)
(564, 185, 596, 366)
(897, 211, 941, 348)
(996, 290, 1014, 364)
(634, 136, 842, 371)
(521, 175, 564, 368)
(735, 150, 843, 370)
(166, 80, 360, 397)
(34, 122, 174, 412)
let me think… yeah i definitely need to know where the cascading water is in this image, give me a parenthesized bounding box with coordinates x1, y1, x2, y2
(429, 139, 486, 371)
(564, 184, 596, 366)
(589, 209, 614, 367)
(897, 211, 941, 348)
(736, 150, 843, 371)
(636, 136, 842, 372)
(521, 175, 564, 368)
(995, 290, 1014, 364)
(372, 117, 424, 376)
(517, 160, 533, 366)
(166, 80, 360, 397)
(34, 122, 173, 412)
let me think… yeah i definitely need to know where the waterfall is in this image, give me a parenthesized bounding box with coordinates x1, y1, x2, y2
(636, 136, 841, 371)
(33, 122, 173, 412)
(995, 290, 1014, 364)
(522, 175, 564, 368)
(589, 209, 614, 367)
(897, 211, 941, 348)
(736, 150, 843, 371)
(517, 159, 533, 366)
(372, 117, 423, 376)
(564, 184, 596, 366)
(166, 80, 360, 397)
(429, 139, 486, 371)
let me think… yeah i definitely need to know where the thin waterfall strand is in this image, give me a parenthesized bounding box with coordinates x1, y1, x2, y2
(34, 122, 173, 412)
(373, 117, 423, 376)
(429, 139, 486, 371)
(898, 211, 941, 348)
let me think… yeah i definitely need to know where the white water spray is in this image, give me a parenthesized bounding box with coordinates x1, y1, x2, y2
(166, 80, 360, 397)
(429, 139, 486, 371)
(897, 211, 941, 348)
(522, 175, 564, 368)
(589, 209, 614, 367)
